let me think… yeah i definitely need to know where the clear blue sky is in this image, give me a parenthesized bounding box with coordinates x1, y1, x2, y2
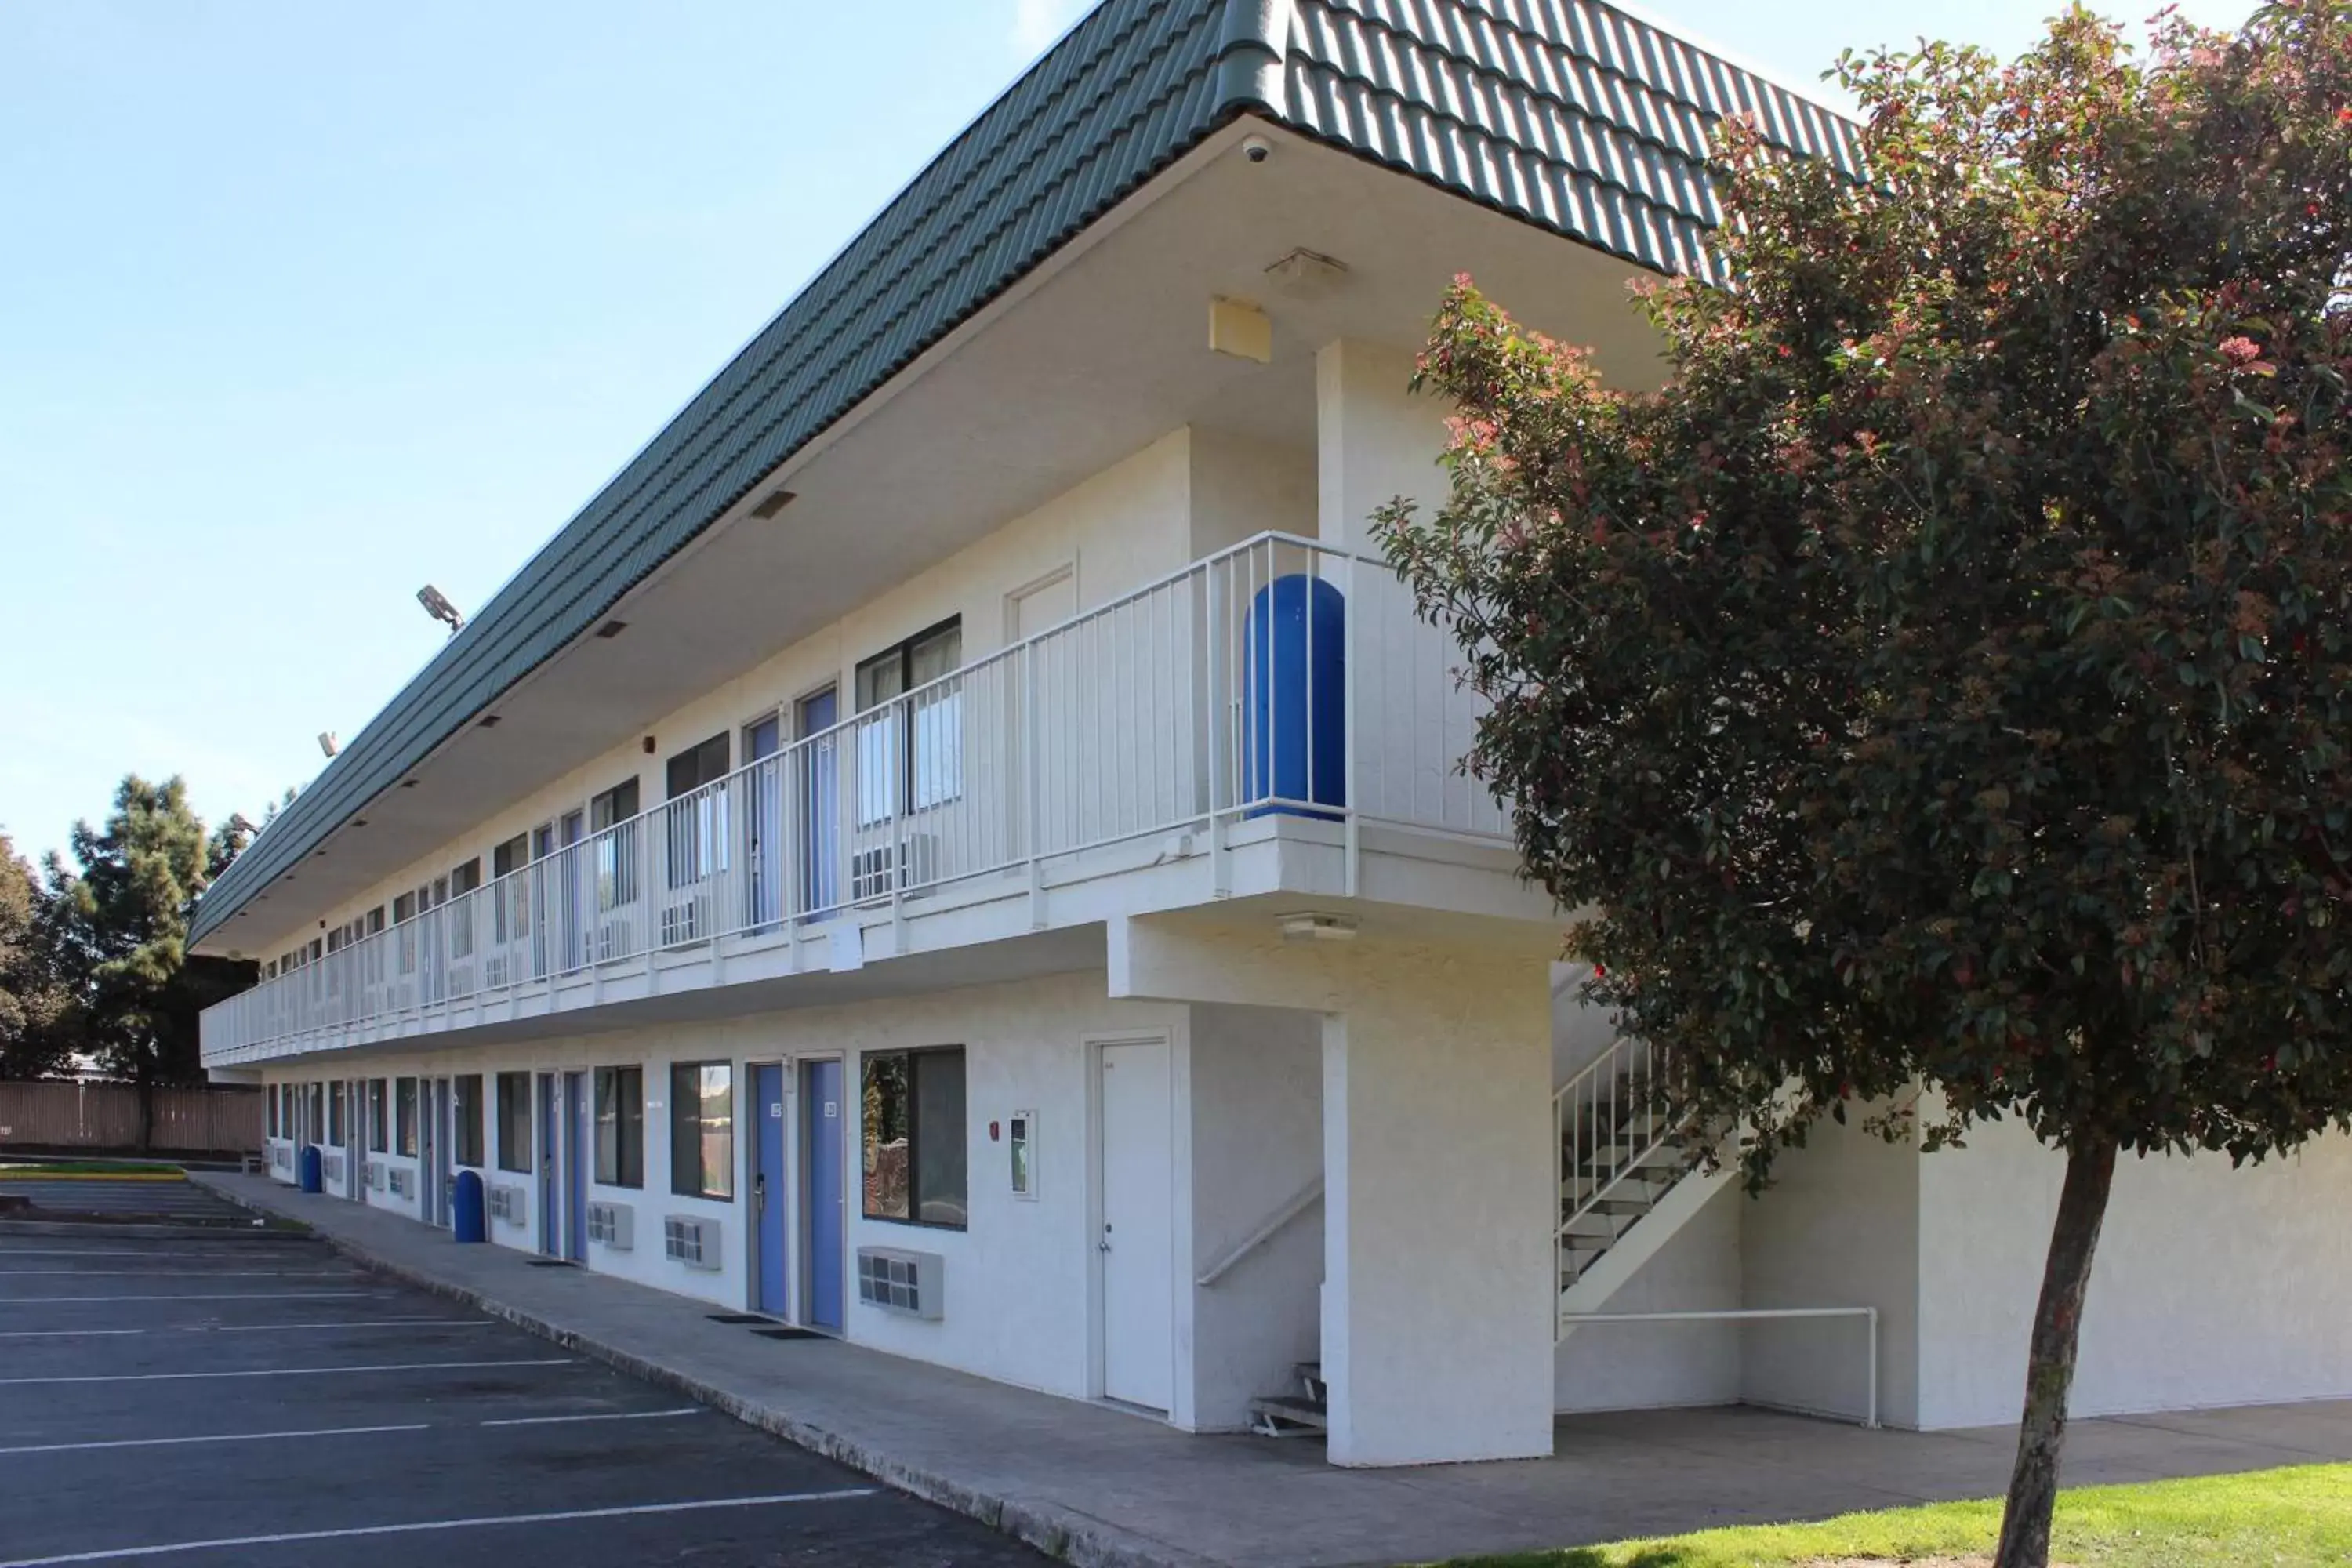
(0, 0, 2251, 866)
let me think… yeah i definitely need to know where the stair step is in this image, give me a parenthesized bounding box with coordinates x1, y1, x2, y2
(1561, 1210, 1634, 1237)
(1250, 1393, 1329, 1435)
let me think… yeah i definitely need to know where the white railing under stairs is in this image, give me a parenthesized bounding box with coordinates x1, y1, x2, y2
(1554, 1037, 1691, 1298)
(203, 531, 1510, 1064)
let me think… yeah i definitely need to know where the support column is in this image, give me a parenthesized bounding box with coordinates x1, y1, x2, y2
(1320, 964, 1555, 1465)
(1316, 338, 1451, 552)
(1110, 915, 1558, 1465)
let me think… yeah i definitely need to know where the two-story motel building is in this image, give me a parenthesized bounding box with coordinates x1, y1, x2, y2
(194, 0, 2352, 1467)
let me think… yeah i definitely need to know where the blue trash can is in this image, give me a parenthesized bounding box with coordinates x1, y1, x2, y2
(296, 1145, 323, 1194)
(1243, 573, 1346, 818)
(452, 1170, 488, 1243)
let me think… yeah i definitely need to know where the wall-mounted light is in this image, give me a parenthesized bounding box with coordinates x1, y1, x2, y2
(749, 488, 797, 519)
(318, 732, 339, 758)
(1278, 910, 1358, 942)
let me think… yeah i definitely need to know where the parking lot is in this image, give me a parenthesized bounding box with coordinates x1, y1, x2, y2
(0, 1219, 1047, 1566)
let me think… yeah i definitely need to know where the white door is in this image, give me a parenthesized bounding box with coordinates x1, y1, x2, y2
(1098, 1038, 1174, 1412)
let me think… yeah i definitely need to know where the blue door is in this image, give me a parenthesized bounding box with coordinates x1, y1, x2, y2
(797, 689, 839, 916)
(753, 1063, 788, 1315)
(801, 1058, 845, 1332)
(537, 1075, 560, 1256)
(564, 1072, 590, 1261)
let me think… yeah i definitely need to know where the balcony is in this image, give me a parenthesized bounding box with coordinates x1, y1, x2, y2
(201, 532, 1523, 1067)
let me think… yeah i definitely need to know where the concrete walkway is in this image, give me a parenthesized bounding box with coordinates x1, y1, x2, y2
(196, 1173, 2352, 1568)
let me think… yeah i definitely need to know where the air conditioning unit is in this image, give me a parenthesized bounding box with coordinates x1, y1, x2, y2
(593, 920, 634, 963)
(856, 1246, 944, 1319)
(663, 1214, 721, 1270)
(489, 1185, 527, 1225)
(272, 1145, 293, 1172)
(365, 1160, 385, 1191)
(388, 1167, 414, 1198)
(483, 954, 509, 989)
(850, 834, 941, 902)
(323, 1152, 345, 1184)
(659, 895, 706, 947)
(587, 1200, 635, 1251)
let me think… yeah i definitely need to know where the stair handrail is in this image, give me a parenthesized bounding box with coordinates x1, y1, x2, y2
(1196, 1176, 1324, 1287)
(1554, 1036, 1676, 1248)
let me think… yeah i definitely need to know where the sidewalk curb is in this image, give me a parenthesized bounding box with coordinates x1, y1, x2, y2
(189, 1174, 1221, 1568)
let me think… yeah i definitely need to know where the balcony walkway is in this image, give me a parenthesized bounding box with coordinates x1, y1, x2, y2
(193, 1171, 2352, 1568)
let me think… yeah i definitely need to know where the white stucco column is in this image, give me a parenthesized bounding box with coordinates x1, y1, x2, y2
(1109, 915, 1558, 1466)
(1316, 338, 1452, 551)
(1319, 967, 1555, 1465)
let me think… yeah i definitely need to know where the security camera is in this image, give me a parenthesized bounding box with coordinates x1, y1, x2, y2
(1242, 134, 1272, 164)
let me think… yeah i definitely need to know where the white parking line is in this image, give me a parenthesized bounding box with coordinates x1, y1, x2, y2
(0, 1291, 376, 1305)
(0, 1357, 568, 1386)
(0, 1270, 355, 1278)
(479, 1407, 702, 1428)
(0, 1319, 492, 1339)
(0, 1423, 430, 1457)
(0, 1490, 881, 1566)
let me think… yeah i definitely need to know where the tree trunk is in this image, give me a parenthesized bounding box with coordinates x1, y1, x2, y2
(1992, 1132, 2121, 1568)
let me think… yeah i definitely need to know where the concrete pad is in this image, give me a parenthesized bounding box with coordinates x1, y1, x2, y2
(194, 1173, 2352, 1568)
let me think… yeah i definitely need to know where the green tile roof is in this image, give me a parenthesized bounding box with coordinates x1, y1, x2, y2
(193, 0, 1854, 944)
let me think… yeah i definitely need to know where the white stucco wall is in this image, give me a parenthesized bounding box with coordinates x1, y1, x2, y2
(1185, 1002, 1323, 1430)
(245, 423, 1284, 964)
(1555, 1184, 1744, 1414)
(258, 971, 1192, 1399)
(1739, 1113, 1922, 1427)
(1916, 1119, 2352, 1428)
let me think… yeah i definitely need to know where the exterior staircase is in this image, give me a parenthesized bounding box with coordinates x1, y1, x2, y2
(1555, 1039, 1731, 1323)
(1249, 1361, 1328, 1436)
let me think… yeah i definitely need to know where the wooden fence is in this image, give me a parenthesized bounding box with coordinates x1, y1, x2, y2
(0, 1080, 263, 1155)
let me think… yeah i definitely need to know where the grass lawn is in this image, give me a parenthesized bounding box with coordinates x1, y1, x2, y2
(1440, 1464, 2352, 1567)
(0, 1161, 187, 1179)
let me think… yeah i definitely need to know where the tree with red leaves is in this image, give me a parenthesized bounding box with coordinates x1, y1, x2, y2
(1380, 6, 2352, 1563)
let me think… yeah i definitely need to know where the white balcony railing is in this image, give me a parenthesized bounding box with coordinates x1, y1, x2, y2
(201, 532, 1508, 1061)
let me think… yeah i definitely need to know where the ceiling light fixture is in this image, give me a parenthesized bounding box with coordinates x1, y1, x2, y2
(749, 488, 797, 519)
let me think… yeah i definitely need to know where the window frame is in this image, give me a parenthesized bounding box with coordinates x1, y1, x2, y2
(853, 618, 962, 823)
(368, 1080, 388, 1153)
(859, 1045, 967, 1231)
(394, 1078, 418, 1157)
(495, 1072, 532, 1174)
(453, 1073, 485, 1167)
(667, 1061, 735, 1201)
(593, 1065, 644, 1189)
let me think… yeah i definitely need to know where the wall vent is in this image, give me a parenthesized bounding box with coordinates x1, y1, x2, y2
(856, 1247, 944, 1319)
(364, 1160, 385, 1191)
(488, 1185, 528, 1225)
(664, 1214, 720, 1270)
(587, 1201, 635, 1251)
(388, 1167, 414, 1199)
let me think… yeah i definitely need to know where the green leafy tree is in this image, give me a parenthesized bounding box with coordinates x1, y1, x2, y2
(49, 777, 256, 1127)
(1379, 6, 2352, 1564)
(0, 832, 73, 1079)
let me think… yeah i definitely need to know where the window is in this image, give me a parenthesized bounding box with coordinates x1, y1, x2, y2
(664, 734, 731, 887)
(668, 1062, 734, 1200)
(395, 1078, 418, 1157)
(453, 1073, 485, 1167)
(591, 778, 641, 909)
(394, 891, 417, 924)
(492, 834, 529, 880)
(594, 1066, 644, 1188)
(267, 1085, 280, 1138)
(861, 1047, 967, 1229)
(495, 1073, 532, 1173)
(366, 906, 386, 936)
(368, 1080, 388, 1153)
(855, 619, 962, 824)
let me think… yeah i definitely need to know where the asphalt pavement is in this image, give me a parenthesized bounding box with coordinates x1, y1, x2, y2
(0, 1224, 1049, 1566)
